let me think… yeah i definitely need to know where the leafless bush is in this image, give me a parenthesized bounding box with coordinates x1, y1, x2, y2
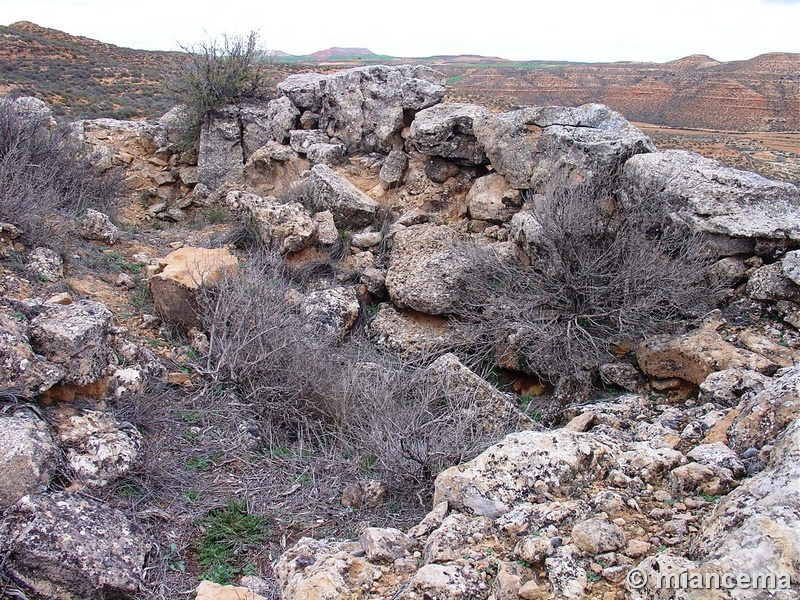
(457, 177, 719, 397)
(0, 99, 121, 246)
(197, 251, 519, 483)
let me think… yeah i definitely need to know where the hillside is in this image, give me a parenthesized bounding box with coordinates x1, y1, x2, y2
(0, 22, 797, 133)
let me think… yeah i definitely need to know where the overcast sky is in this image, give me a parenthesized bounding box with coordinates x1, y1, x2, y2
(1, 0, 799, 62)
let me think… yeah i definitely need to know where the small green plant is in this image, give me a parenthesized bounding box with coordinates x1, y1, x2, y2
(700, 493, 723, 504)
(195, 498, 270, 584)
(166, 543, 187, 573)
(586, 570, 602, 583)
(177, 410, 203, 423)
(182, 488, 202, 503)
(186, 455, 213, 470)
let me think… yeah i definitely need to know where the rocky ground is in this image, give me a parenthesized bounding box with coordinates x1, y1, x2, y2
(0, 65, 799, 600)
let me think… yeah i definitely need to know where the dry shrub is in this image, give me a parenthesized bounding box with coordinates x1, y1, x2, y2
(197, 251, 520, 484)
(456, 177, 719, 397)
(0, 99, 121, 246)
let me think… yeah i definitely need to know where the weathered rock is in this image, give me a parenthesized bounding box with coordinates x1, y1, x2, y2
(737, 330, 798, 368)
(691, 417, 800, 595)
(571, 518, 627, 555)
(545, 544, 588, 600)
(423, 512, 493, 563)
(198, 107, 244, 189)
(275, 537, 378, 600)
(243, 142, 307, 198)
(281, 65, 445, 154)
(698, 367, 770, 406)
(306, 142, 346, 166)
(289, 129, 331, 154)
(0, 312, 64, 397)
(408, 103, 490, 165)
(27, 246, 63, 281)
(0, 414, 59, 506)
(313, 210, 339, 246)
(625, 553, 697, 599)
(366, 303, 461, 355)
(728, 364, 800, 451)
(231, 192, 317, 254)
(149, 247, 239, 329)
(379, 150, 409, 189)
(340, 479, 388, 509)
(78, 209, 120, 245)
(667, 461, 737, 497)
(28, 300, 113, 386)
(300, 286, 360, 341)
(425, 156, 462, 183)
(473, 104, 655, 189)
(0, 492, 149, 600)
(195, 580, 269, 600)
(350, 231, 383, 249)
(424, 353, 531, 441)
(398, 563, 486, 600)
(359, 527, 413, 563)
(599, 362, 645, 391)
(686, 442, 745, 478)
(637, 327, 776, 385)
(622, 150, 800, 257)
(308, 164, 378, 228)
(515, 535, 555, 564)
(466, 173, 521, 223)
(747, 261, 800, 302)
(385, 223, 471, 314)
(240, 97, 300, 154)
(782, 249, 800, 286)
(50, 407, 142, 487)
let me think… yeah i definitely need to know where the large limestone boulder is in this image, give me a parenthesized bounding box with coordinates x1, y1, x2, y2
(28, 300, 114, 386)
(0, 312, 63, 398)
(622, 150, 800, 256)
(78, 209, 120, 245)
(279, 65, 445, 154)
(149, 247, 239, 328)
(0, 414, 59, 507)
(366, 303, 462, 356)
(637, 326, 777, 385)
(308, 164, 378, 228)
(385, 223, 471, 315)
(197, 107, 245, 189)
(0, 492, 150, 599)
(408, 103, 490, 165)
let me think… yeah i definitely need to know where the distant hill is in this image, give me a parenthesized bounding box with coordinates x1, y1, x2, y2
(0, 22, 797, 131)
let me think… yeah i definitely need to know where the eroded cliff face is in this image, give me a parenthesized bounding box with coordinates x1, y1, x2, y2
(444, 53, 800, 132)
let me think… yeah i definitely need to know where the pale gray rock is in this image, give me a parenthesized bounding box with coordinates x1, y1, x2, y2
(78, 209, 120, 245)
(515, 535, 555, 564)
(289, 129, 331, 154)
(300, 286, 360, 341)
(698, 368, 770, 406)
(308, 164, 378, 228)
(197, 106, 245, 189)
(0, 414, 59, 506)
(545, 544, 588, 600)
(232, 192, 317, 254)
(350, 231, 383, 249)
(622, 150, 800, 257)
(359, 527, 413, 563)
(51, 407, 142, 488)
(625, 553, 697, 600)
(28, 300, 113, 386)
(423, 513, 493, 563)
(397, 563, 486, 600)
(571, 518, 627, 555)
(379, 150, 409, 188)
(313, 210, 339, 246)
(306, 142, 346, 166)
(747, 261, 800, 302)
(240, 97, 300, 154)
(0, 312, 63, 398)
(728, 363, 800, 452)
(782, 249, 800, 286)
(27, 246, 63, 282)
(278, 73, 327, 112)
(385, 223, 471, 314)
(408, 103, 490, 164)
(690, 417, 800, 598)
(0, 492, 149, 600)
(466, 173, 521, 223)
(686, 442, 746, 477)
(473, 103, 655, 189)
(366, 303, 461, 355)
